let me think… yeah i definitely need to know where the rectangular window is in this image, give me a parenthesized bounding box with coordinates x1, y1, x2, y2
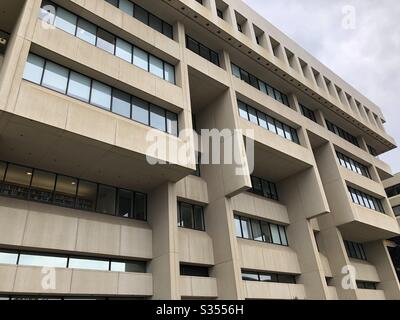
(166, 112, 178, 136)
(240, 217, 252, 239)
(186, 35, 219, 67)
(242, 270, 296, 284)
(149, 55, 164, 78)
(250, 175, 279, 201)
(76, 180, 97, 211)
(178, 202, 205, 231)
(180, 264, 209, 277)
(96, 28, 116, 54)
(234, 215, 242, 237)
(270, 224, 281, 244)
(326, 120, 359, 147)
(336, 151, 370, 179)
(115, 38, 133, 63)
(348, 187, 384, 213)
(29, 170, 56, 203)
(19, 254, 67, 268)
(133, 47, 149, 71)
(112, 89, 131, 118)
(1, 164, 32, 199)
(117, 189, 133, 218)
(300, 104, 317, 123)
(150, 104, 166, 132)
(76, 18, 97, 45)
(149, 15, 163, 33)
(393, 205, 400, 217)
(54, 175, 77, 208)
(90, 81, 112, 110)
(23, 54, 45, 84)
(67, 71, 91, 102)
(134, 5, 148, 24)
(0, 251, 18, 265)
(68, 257, 109, 271)
(134, 192, 147, 220)
(164, 63, 175, 84)
(132, 96, 150, 125)
(119, 0, 134, 16)
(42, 61, 69, 94)
(54, 7, 77, 35)
(110, 260, 146, 273)
(344, 240, 367, 261)
(96, 185, 116, 215)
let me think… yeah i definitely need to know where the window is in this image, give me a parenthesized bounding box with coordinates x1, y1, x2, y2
(393, 205, 400, 217)
(40, 2, 175, 84)
(134, 192, 147, 220)
(178, 202, 205, 231)
(117, 189, 133, 218)
(0, 251, 18, 265)
(90, 81, 112, 110)
(149, 15, 163, 33)
(249, 176, 278, 201)
(67, 72, 91, 102)
(54, 175, 77, 208)
(1, 164, 32, 199)
(348, 187, 385, 213)
(23, 54, 45, 84)
(237, 100, 299, 144)
(336, 151, 371, 179)
(19, 254, 67, 268)
(42, 61, 69, 94)
(76, 180, 97, 211)
(367, 145, 378, 157)
(241, 270, 296, 284)
(23, 53, 178, 135)
(326, 120, 359, 147)
(344, 240, 367, 261)
(110, 260, 146, 273)
(69, 257, 109, 271)
(29, 170, 56, 203)
(217, 9, 224, 19)
(112, 89, 131, 118)
(180, 264, 209, 277)
(300, 104, 317, 123)
(186, 35, 219, 67)
(386, 184, 400, 198)
(115, 38, 133, 63)
(76, 18, 97, 45)
(96, 185, 116, 215)
(356, 281, 377, 290)
(234, 215, 288, 246)
(119, 0, 134, 16)
(231, 63, 290, 108)
(54, 7, 77, 35)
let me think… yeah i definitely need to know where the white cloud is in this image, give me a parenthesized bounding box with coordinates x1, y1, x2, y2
(243, 0, 400, 173)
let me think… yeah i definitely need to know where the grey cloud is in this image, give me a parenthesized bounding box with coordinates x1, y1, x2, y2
(243, 0, 400, 173)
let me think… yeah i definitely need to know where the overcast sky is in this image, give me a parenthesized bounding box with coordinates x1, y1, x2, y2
(242, 0, 400, 174)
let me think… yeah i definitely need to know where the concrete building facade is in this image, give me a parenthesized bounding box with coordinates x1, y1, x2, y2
(0, 0, 399, 300)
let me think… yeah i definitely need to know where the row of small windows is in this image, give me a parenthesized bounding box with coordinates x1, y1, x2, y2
(234, 215, 288, 246)
(348, 187, 385, 214)
(0, 249, 146, 273)
(300, 104, 317, 123)
(23, 54, 178, 136)
(231, 63, 290, 108)
(386, 184, 400, 198)
(0, 161, 147, 221)
(180, 264, 209, 278)
(344, 240, 367, 261)
(336, 151, 371, 179)
(177, 202, 205, 232)
(186, 35, 220, 66)
(242, 270, 296, 284)
(326, 120, 359, 148)
(40, 1, 175, 84)
(104, 0, 173, 39)
(238, 100, 300, 144)
(249, 176, 279, 201)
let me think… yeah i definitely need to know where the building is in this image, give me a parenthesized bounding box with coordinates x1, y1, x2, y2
(0, 0, 399, 300)
(384, 173, 400, 282)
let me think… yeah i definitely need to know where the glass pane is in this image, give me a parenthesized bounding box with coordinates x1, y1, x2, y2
(259, 274, 273, 282)
(134, 192, 146, 220)
(259, 81, 267, 94)
(270, 224, 281, 244)
(96, 29, 115, 54)
(242, 272, 259, 281)
(248, 107, 258, 124)
(163, 22, 173, 39)
(267, 116, 276, 134)
(54, 176, 77, 208)
(231, 64, 241, 78)
(96, 185, 116, 215)
(29, 170, 56, 203)
(166, 111, 178, 136)
(257, 111, 268, 129)
(199, 44, 210, 61)
(149, 15, 163, 33)
(39, 0, 56, 23)
(240, 217, 252, 239)
(251, 176, 262, 195)
(90, 81, 112, 110)
(76, 180, 97, 211)
(180, 203, 193, 229)
(279, 225, 288, 246)
(150, 104, 166, 132)
(68, 258, 109, 271)
(210, 51, 219, 66)
(278, 274, 295, 284)
(67, 71, 91, 102)
(0, 251, 18, 265)
(111, 261, 146, 273)
(238, 101, 248, 119)
(133, 47, 148, 71)
(2, 164, 32, 199)
(19, 254, 67, 268)
(193, 206, 204, 231)
(119, 0, 134, 16)
(23, 54, 45, 84)
(149, 55, 164, 79)
(261, 222, 272, 243)
(54, 7, 77, 35)
(112, 89, 131, 118)
(187, 37, 199, 54)
(251, 220, 263, 241)
(234, 215, 242, 237)
(0, 162, 6, 182)
(42, 61, 69, 94)
(117, 189, 133, 218)
(132, 96, 149, 125)
(116, 38, 132, 63)
(164, 63, 175, 84)
(275, 121, 285, 138)
(76, 18, 97, 45)
(134, 5, 148, 24)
